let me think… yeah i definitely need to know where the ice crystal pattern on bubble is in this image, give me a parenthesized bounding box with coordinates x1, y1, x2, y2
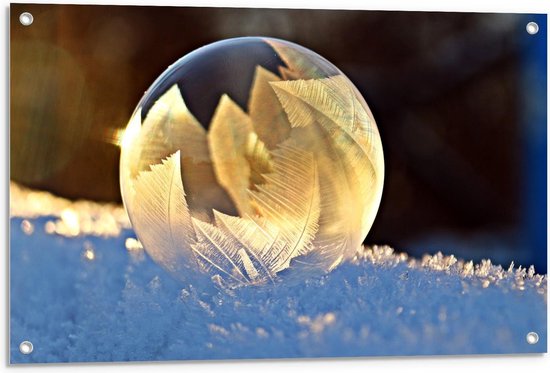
(120, 38, 384, 285)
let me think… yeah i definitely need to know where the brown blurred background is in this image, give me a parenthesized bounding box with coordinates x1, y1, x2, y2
(10, 4, 547, 271)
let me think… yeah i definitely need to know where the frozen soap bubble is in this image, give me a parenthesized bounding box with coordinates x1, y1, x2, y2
(120, 37, 384, 286)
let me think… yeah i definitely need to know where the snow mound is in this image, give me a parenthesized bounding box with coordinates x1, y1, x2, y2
(10, 216, 547, 363)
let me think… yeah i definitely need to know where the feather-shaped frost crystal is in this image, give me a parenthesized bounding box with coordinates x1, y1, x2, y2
(120, 37, 384, 285)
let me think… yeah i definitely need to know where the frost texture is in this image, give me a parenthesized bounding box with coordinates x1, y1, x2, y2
(121, 62, 384, 285)
(131, 141, 320, 285)
(123, 65, 383, 284)
(10, 217, 547, 363)
(208, 94, 256, 216)
(131, 152, 197, 277)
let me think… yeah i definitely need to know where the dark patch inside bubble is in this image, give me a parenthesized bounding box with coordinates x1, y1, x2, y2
(140, 38, 287, 128)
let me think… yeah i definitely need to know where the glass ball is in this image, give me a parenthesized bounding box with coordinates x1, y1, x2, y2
(120, 37, 384, 286)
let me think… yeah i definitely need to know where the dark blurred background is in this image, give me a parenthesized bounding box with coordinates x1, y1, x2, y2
(10, 5, 547, 272)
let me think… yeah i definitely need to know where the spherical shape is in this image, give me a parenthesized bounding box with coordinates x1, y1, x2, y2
(120, 37, 384, 285)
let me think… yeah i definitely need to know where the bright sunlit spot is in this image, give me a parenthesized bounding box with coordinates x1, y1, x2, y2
(60, 208, 80, 236)
(119, 110, 142, 149)
(84, 249, 95, 261)
(103, 127, 127, 147)
(125, 237, 143, 251)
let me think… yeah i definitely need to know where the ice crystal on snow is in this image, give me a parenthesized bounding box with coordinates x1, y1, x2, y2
(10, 181, 131, 237)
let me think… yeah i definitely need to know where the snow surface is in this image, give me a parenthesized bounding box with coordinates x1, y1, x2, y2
(9, 215, 547, 364)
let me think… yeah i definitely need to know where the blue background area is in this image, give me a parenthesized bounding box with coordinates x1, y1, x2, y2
(520, 14, 547, 273)
(10, 218, 546, 363)
(405, 14, 548, 273)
